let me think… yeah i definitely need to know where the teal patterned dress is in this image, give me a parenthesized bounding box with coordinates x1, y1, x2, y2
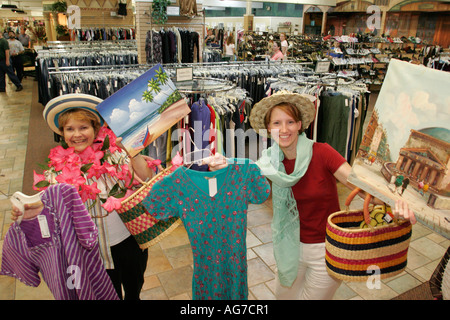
(142, 159, 270, 300)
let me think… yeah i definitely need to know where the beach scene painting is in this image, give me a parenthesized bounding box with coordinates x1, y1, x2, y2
(348, 59, 450, 238)
(96, 64, 190, 157)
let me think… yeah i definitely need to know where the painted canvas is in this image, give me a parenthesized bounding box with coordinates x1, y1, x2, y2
(348, 59, 450, 238)
(96, 64, 190, 157)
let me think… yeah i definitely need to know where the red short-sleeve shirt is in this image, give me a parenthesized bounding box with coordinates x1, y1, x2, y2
(283, 142, 346, 243)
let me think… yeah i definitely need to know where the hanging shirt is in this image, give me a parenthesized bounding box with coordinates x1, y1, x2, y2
(189, 99, 211, 171)
(142, 159, 270, 299)
(0, 183, 119, 300)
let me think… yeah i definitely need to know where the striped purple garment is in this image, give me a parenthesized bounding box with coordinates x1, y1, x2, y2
(1, 183, 119, 300)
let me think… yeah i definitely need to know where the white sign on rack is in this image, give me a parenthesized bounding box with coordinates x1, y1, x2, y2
(176, 67, 193, 82)
(315, 61, 331, 73)
(167, 6, 180, 16)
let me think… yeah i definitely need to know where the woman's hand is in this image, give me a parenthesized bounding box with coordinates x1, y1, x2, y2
(11, 202, 44, 222)
(393, 199, 417, 224)
(202, 153, 228, 171)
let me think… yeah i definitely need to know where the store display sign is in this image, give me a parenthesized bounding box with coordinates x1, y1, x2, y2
(167, 6, 180, 16)
(348, 59, 450, 238)
(315, 60, 330, 73)
(176, 67, 193, 82)
(96, 64, 191, 157)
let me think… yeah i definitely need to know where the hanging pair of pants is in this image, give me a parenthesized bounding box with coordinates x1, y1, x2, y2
(0, 58, 21, 90)
(106, 235, 148, 300)
(275, 242, 342, 300)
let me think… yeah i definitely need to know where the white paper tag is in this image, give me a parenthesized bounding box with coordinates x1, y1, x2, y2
(208, 177, 217, 197)
(37, 215, 51, 238)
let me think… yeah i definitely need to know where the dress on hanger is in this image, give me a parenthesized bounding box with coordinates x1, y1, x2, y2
(0, 183, 119, 300)
(142, 159, 270, 299)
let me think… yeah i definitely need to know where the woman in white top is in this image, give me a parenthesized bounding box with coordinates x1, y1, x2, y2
(224, 33, 236, 58)
(280, 33, 288, 56)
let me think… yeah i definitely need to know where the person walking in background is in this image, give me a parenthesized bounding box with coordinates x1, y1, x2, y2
(280, 33, 288, 56)
(7, 30, 25, 82)
(18, 27, 30, 49)
(0, 32, 23, 92)
(224, 33, 236, 59)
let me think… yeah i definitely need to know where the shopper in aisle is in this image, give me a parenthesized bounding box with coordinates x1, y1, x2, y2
(224, 33, 236, 59)
(7, 31, 25, 82)
(270, 41, 285, 61)
(280, 33, 288, 56)
(18, 27, 31, 48)
(11, 94, 156, 300)
(0, 32, 23, 92)
(248, 92, 417, 300)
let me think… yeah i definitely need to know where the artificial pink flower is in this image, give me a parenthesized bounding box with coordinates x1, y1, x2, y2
(103, 162, 118, 177)
(96, 127, 121, 153)
(33, 170, 49, 191)
(55, 166, 86, 188)
(102, 196, 122, 212)
(79, 182, 101, 203)
(146, 159, 161, 170)
(78, 146, 104, 166)
(86, 163, 107, 179)
(48, 145, 81, 171)
(171, 152, 183, 171)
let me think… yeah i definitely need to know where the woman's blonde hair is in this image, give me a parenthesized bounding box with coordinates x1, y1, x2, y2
(58, 108, 102, 137)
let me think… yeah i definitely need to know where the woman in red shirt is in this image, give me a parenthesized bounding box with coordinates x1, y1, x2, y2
(249, 91, 416, 300)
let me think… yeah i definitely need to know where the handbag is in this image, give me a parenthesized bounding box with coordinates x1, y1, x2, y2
(116, 166, 181, 249)
(325, 188, 412, 282)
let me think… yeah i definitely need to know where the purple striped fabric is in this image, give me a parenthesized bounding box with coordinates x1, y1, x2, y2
(1, 183, 119, 300)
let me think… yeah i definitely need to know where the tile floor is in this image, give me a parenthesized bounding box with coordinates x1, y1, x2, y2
(0, 78, 448, 300)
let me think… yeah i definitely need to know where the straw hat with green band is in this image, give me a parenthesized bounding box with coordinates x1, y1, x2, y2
(249, 90, 316, 136)
(43, 93, 104, 135)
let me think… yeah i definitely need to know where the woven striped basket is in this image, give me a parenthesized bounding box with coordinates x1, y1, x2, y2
(325, 188, 412, 282)
(116, 166, 181, 250)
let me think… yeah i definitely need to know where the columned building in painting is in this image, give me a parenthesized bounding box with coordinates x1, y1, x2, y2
(393, 128, 450, 209)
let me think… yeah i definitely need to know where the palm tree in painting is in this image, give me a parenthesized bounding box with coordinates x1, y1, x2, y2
(155, 66, 175, 91)
(142, 90, 154, 103)
(147, 78, 161, 94)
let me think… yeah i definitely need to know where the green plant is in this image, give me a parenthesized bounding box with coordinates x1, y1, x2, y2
(51, 0, 67, 13)
(151, 0, 171, 24)
(56, 24, 69, 36)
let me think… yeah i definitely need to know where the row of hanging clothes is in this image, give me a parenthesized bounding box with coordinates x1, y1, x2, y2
(145, 28, 200, 65)
(191, 62, 309, 105)
(45, 67, 144, 103)
(69, 27, 136, 42)
(36, 43, 138, 105)
(267, 72, 370, 164)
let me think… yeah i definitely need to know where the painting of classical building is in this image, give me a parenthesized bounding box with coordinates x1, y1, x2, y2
(348, 59, 450, 238)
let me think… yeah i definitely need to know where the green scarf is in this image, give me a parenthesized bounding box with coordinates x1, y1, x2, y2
(256, 133, 314, 287)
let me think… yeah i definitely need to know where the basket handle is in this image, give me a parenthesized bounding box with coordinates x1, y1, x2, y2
(344, 187, 373, 226)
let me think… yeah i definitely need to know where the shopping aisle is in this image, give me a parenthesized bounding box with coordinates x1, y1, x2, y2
(0, 79, 448, 300)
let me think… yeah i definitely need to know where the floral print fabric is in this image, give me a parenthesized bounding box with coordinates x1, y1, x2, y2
(142, 159, 270, 300)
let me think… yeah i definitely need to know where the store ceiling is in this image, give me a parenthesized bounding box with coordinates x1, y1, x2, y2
(0, 0, 338, 20)
(0, 0, 46, 17)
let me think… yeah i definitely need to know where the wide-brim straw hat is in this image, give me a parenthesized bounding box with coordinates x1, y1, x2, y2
(249, 90, 316, 136)
(43, 93, 104, 135)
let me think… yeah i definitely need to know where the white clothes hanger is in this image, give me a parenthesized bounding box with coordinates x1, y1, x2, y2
(10, 191, 44, 224)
